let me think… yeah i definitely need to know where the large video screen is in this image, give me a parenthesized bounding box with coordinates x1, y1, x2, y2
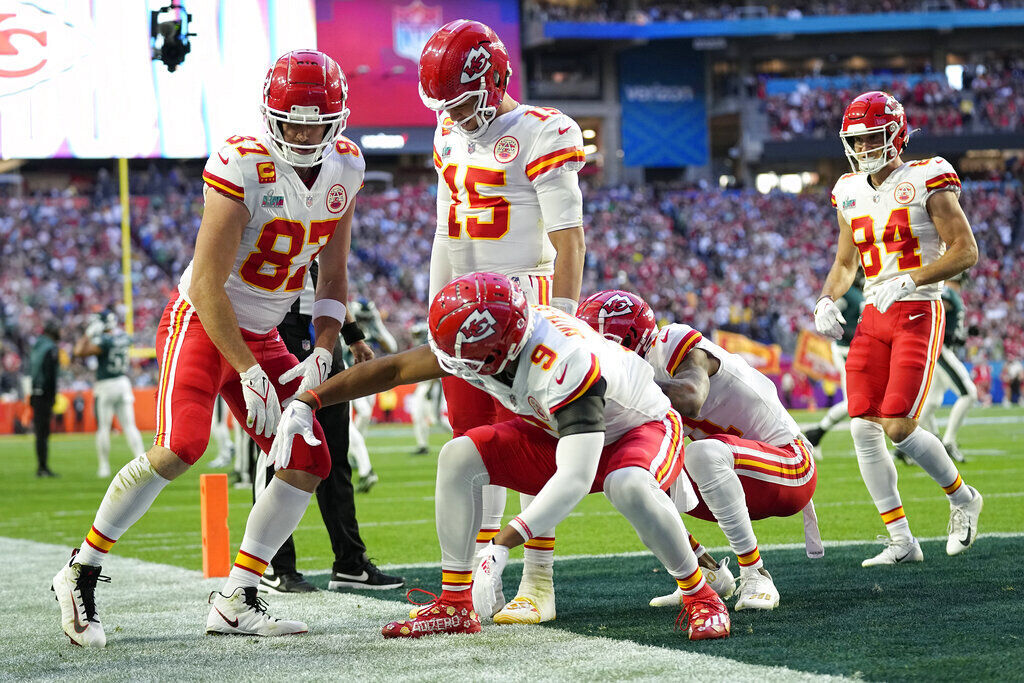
(0, 0, 317, 159)
(316, 0, 521, 128)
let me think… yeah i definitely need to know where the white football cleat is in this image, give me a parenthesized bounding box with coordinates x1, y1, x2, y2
(861, 536, 924, 567)
(734, 567, 780, 611)
(206, 587, 308, 637)
(493, 575, 556, 625)
(52, 551, 109, 648)
(947, 487, 983, 556)
(650, 557, 735, 607)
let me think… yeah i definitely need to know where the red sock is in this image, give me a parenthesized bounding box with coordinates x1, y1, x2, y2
(440, 588, 473, 607)
(682, 582, 718, 604)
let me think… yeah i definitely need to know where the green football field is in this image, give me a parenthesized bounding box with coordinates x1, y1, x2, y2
(3, 407, 1022, 680)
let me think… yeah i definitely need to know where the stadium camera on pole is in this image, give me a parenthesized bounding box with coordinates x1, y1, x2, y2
(151, 3, 196, 73)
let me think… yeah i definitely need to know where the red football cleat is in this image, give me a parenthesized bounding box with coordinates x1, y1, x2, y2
(675, 584, 730, 641)
(383, 590, 481, 639)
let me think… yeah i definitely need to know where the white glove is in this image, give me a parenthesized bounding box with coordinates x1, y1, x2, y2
(551, 297, 578, 316)
(813, 297, 846, 340)
(239, 364, 282, 438)
(873, 274, 917, 314)
(268, 399, 321, 470)
(471, 542, 509, 619)
(85, 320, 104, 342)
(278, 347, 332, 403)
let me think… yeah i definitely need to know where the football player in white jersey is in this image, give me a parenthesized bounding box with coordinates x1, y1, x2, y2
(578, 291, 821, 613)
(51, 50, 372, 648)
(814, 91, 982, 567)
(418, 19, 587, 624)
(271, 273, 731, 641)
(73, 311, 146, 478)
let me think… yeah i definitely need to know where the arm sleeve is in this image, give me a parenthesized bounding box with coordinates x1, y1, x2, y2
(553, 378, 606, 436)
(428, 232, 453, 300)
(535, 171, 584, 232)
(508, 430, 606, 541)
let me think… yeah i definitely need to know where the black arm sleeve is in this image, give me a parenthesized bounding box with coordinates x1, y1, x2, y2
(552, 377, 607, 436)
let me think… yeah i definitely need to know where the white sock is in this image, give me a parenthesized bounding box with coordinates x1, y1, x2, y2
(851, 418, 912, 542)
(222, 477, 312, 593)
(436, 437, 488, 573)
(684, 439, 761, 569)
(893, 427, 973, 506)
(603, 467, 703, 594)
(519, 492, 554, 578)
(943, 394, 975, 446)
(819, 400, 848, 431)
(75, 455, 171, 567)
(348, 422, 373, 478)
(476, 483, 506, 554)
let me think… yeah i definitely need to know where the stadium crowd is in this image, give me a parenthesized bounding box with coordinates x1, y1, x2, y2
(525, 0, 1024, 23)
(1, 168, 1021, 394)
(762, 55, 1024, 139)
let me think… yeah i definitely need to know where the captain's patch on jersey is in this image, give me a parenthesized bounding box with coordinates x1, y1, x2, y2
(494, 136, 520, 163)
(327, 184, 348, 213)
(256, 162, 276, 184)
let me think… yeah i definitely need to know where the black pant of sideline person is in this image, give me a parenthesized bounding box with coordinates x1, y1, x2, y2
(31, 395, 56, 477)
(250, 310, 404, 593)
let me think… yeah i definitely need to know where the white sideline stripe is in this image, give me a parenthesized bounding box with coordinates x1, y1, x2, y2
(9, 537, 847, 683)
(376, 531, 1024, 571)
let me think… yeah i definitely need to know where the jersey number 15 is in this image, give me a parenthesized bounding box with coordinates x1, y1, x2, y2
(441, 164, 510, 240)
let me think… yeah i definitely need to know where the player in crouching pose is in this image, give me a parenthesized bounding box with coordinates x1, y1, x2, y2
(578, 290, 821, 612)
(270, 273, 730, 641)
(51, 50, 370, 647)
(814, 90, 981, 566)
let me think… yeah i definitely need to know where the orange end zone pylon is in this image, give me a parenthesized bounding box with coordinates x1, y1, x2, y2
(200, 473, 230, 578)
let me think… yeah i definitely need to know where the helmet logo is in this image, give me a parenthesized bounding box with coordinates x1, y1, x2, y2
(458, 308, 499, 343)
(460, 45, 491, 84)
(600, 294, 635, 318)
(885, 96, 902, 117)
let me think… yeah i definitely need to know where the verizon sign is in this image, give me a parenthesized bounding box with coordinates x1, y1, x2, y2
(0, 0, 316, 159)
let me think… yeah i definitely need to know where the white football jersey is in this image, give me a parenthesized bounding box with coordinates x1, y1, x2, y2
(831, 156, 962, 305)
(646, 324, 801, 447)
(443, 305, 670, 444)
(179, 133, 366, 334)
(431, 104, 585, 281)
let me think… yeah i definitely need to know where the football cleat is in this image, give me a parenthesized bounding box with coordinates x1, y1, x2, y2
(734, 568, 780, 611)
(51, 550, 109, 648)
(861, 536, 924, 567)
(493, 572, 555, 625)
(804, 426, 825, 447)
(650, 557, 736, 606)
(944, 442, 966, 463)
(675, 584, 730, 641)
(355, 470, 379, 494)
(384, 591, 480, 639)
(205, 587, 308, 637)
(946, 487, 983, 556)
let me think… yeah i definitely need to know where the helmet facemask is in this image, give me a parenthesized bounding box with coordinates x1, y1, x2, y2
(429, 307, 534, 377)
(420, 83, 497, 141)
(261, 104, 349, 168)
(840, 122, 903, 175)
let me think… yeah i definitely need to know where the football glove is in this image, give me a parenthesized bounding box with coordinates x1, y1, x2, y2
(239, 364, 282, 437)
(278, 347, 332, 402)
(268, 399, 321, 470)
(873, 274, 917, 314)
(551, 297, 578, 316)
(472, 542, 509, 619)
(813, 297, 846, 340)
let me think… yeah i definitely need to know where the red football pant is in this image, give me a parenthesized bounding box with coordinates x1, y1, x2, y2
(845, 300, 944, 419)
(685, 434, 817, 522)
(153, 296, 330, 478)
(441, 376, 518, 438)
(466, 412, 685, 496)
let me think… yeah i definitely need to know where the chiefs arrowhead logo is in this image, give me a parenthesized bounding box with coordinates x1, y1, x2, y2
(600, 294, 635, 318)
(458, 309, 499, 343)
(460, 46, 491, 84)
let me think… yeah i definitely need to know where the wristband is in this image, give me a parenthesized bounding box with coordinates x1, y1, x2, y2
(342, 321, 365, 345)
(305, 389, 322, 410)
(551, 297, 578, 315)
(312, 298, 347, 324)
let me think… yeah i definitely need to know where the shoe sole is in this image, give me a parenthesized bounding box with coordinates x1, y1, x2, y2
(735, 598, 779, 611)
(328, 581, 404, 591)
(493, 612, 555, 625)
(258, 584, 318, 594)
(206, 628, 308, 637)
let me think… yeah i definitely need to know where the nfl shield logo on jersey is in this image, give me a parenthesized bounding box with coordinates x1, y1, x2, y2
(392, 1, 443, 63)
(458, 309, 499, 343)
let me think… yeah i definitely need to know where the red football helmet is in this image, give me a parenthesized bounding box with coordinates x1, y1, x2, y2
(261, 50, 350, 167)
(429, 272, 532, 376)
(419, 20, 511, 139)
(576, 290, 657, 358)
(840, 91, 909, 174)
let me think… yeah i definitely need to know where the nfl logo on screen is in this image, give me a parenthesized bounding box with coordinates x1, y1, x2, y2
(393, 1, 443, 63)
